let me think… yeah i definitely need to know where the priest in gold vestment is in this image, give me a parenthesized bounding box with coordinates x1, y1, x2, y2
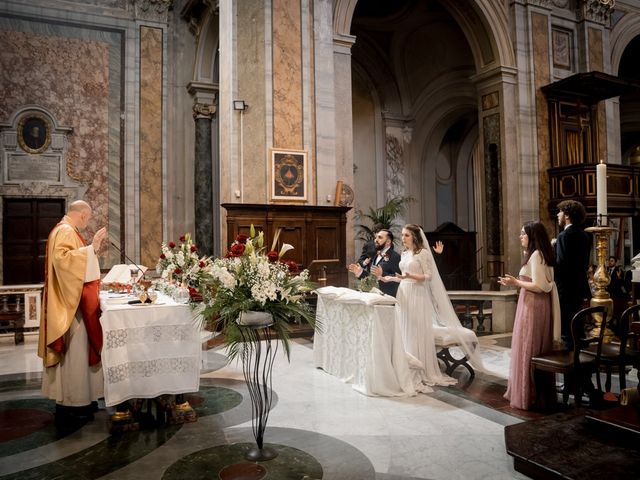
(38, 200, 107, 413)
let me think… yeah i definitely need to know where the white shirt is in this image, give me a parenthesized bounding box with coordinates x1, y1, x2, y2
(374, 246, 390, 265)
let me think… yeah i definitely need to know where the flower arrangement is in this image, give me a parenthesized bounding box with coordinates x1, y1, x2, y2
(201, 226, 316, 360)
(156, 233, 211, 291)
(356, 274, 379, 293)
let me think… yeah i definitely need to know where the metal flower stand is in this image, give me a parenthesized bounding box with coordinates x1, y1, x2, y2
(238, 318, 278, 462)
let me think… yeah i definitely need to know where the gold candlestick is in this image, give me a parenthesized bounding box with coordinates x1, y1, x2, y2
(585, 226, 616, 339)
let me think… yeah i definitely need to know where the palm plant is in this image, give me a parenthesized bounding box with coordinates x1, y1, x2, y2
(355, 196, 413, 241)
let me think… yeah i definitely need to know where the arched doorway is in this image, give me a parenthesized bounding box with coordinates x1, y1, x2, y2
(338, 0, 517, 286)
(615, 33, 640, 258)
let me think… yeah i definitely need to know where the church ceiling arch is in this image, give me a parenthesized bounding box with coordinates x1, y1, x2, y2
(610, 12, 640, 76)
(192, 7, 219, 86)
(351, 35, 402, 116)
(350, 2, 477, 119)
(411, 73, 477, 138)
(334, 0, 515, 73)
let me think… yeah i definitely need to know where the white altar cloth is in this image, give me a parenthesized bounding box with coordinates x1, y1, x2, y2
(313, 287, 415, 397)
(99, 293, 201, 407)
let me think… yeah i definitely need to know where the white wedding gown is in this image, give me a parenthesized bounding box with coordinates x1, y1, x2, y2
(396, 250, 457, 392)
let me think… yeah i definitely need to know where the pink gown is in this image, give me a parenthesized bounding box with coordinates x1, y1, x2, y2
(504, 250, 554, 410)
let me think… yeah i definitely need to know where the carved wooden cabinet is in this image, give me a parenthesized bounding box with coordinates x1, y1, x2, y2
(222, 203, 350, 286)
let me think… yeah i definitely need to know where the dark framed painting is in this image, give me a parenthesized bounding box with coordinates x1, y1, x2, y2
(17, 113, 51, 154)
(271, 149, 307, 202)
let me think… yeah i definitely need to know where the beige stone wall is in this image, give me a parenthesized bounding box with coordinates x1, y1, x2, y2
(236, 0, 267, 204)
(531, 12, 552, 226)
(139, 26, 163, 267)
(0, 30, 109, 236)
(272, 0, 303, 151)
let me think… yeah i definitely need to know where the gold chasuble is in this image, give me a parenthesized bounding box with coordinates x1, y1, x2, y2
(38, 216, 100, 367)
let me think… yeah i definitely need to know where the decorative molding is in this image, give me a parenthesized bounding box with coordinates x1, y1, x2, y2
(131, 0, 173, 21)
(385, 133, 405, 201)
(181, 0, 219, 36)
(333, 33, 356, 55)
(192, 102, 217, 119)
(525, 0, 554, 7)
(577, 0, 616, 24)
(0, 107, 86, 206)
(402, 126, 413, 145)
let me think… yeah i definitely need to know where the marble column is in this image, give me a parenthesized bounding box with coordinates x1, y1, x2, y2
(193, 101, 217, 256)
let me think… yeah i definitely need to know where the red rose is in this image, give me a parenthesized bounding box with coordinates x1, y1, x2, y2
(199, 261, 205, 268)
(236, 234, 248, 244)
(224, 252, 234, 258)
(285, 260, 299, 273)
(188, 286, 203, 301)
(267, 251, 279, 262)
(191, 245, 197, 252)
(174, 267, 183, 274)
(179, 235, 186, 242)
(168, 241, 176, 248)
(230, 243, 245, 256)
(159, 253, 166, 259)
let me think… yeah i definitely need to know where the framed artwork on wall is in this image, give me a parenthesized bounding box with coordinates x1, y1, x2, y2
(17, 112, 51, 154)
(270, 149, 307, 202)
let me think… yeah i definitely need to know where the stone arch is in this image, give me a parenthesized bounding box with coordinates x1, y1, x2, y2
(408, 75, 477, 229)
(333, 0, 515, 73)
(610, 13, 640, 75)
(192, 8, 219, 85)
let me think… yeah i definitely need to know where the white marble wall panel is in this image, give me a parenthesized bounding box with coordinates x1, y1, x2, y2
(314, 0, 337, 205)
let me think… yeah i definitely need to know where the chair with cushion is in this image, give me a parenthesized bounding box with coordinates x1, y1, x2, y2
(530, 306, 606, 407)
(582, 303, 640, 392)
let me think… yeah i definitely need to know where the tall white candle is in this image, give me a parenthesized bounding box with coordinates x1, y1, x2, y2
(596, 160, 607, 225)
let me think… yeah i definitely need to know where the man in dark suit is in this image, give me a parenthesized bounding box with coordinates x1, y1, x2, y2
(356, 223, 385, 269)
(348, 229, 401, 296)
(555, 200, 592, 350)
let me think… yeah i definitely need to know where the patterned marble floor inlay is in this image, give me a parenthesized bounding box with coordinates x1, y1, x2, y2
(162, 443, 323, 480)
(187, 385, 243, 418)
(0, 399, 60, 457)
(0, 384, 245, 480)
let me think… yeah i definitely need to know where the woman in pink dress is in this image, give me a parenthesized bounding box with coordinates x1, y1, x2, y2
(499, 221, 559, 410)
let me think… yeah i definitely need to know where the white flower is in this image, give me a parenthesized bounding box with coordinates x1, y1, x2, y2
(278, 243, 294, 258)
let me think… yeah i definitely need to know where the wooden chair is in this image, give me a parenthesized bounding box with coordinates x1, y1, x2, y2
(530, 306, 606, 407)
(582, 303, 640, 392)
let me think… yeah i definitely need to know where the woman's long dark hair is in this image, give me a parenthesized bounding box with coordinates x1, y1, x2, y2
(523, 221, 555, 266)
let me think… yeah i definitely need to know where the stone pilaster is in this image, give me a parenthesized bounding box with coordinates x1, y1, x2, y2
(192, 99, 217, 256)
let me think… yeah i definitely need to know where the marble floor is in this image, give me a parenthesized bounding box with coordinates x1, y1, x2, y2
(0, 331, 620, 480)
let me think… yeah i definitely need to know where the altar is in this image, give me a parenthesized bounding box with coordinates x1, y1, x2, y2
(313, 287, 415, 397)
(99, 293, 201, 407)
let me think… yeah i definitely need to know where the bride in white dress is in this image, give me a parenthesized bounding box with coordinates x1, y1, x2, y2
(377, 224, 482, 391)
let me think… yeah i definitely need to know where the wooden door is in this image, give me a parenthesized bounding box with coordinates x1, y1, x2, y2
(3, 198, 65, 284)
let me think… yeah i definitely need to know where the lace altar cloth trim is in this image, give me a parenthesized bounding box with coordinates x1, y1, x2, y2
(104, 325, 199, 349)
(105, 356, 200, 385)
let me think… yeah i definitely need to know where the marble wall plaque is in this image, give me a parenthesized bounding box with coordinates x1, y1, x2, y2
(7, 154, 60, 182)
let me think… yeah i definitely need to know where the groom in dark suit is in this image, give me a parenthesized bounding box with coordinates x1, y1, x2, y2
(555, 200, 592, 349)
(348, 229, 401, 296)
